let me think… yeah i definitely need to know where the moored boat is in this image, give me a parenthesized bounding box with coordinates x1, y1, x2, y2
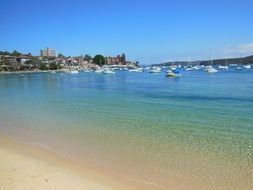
(166, 69, 181, 77)
(243, 64, 251, 69)
(149, 67, 161, 73)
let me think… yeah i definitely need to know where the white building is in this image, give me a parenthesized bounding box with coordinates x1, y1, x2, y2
(40, 48, 57, 57)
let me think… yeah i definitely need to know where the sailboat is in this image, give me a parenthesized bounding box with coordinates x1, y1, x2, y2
(185, 57, 194, 71)
(218, 59, 229, 69)
(206, 54, 218, 73)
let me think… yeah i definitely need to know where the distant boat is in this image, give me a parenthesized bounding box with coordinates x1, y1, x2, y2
(129, 68, 143, 72)
(218, 59, 229, 70)
(218, 65, 228, 70)
(50, 70, 56, 74)
(149, 67, 161, 73)
(192, 65, 201, 70)
(206, 66, 218, 73)
(206, 54, 218, 73)
(169, 65, 177, 70)
(103, 69, 115, 74)
(94, 68, 104, 74)
(185, 67, 195, 71)
(68, 70, 79, 74)
(235, 66, 242, 71)
(185, 57, 194, 71)
(83, 69, 92, 72)
(243, 64, 251, 69)
(206, 67, 218, 73)
(166, 69, 181, 77)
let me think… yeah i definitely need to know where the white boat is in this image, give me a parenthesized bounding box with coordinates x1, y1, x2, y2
(94, 69, 104, 74)
(50, 70, 56, 74)
(192, 65, 201, 70)
(235, 66, 242, 70)
(103, 69, 115, 74)
(206, 67, 218, 73)
(129, 68, 143, 72)
(149, 67, 161, 73)
(169, 65, 177, 70)
(243, 64, 251, 69)
(218, 59, 229, 70)
(206, 55, 218, 73)
(68, 70, 79, 74)
(218, 65, 228, 70)
(166, 69, 181, 77)
(185, 67, 195, 71)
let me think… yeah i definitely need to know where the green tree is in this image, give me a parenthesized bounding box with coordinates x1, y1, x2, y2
(121, 53, 126, 63)
(39, 64, 48, 70)
(84, 54, 92, 62)
(11, 50, 22, 56)
(58, 53, 65, 58)
(49, 62, 57, 70)
(93, 54, 105, 66)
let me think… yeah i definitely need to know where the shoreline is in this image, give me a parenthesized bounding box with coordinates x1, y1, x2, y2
(0, 134, 203, 190)
(0, 70, 65, 75)
(0, 134, 142, 190)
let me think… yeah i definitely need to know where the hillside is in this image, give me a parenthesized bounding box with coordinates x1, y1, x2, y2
(155, 55, 253, 66)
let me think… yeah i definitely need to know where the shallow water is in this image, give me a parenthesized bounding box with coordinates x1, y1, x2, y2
(0, 68, 252, 189)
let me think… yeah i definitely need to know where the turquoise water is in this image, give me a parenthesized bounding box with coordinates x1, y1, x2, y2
(0, 69, 252, 189)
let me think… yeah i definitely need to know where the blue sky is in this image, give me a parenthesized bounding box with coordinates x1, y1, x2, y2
(1, 0, 253, 64)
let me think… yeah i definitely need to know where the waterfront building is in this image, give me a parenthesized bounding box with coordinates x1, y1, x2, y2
(40, 48, 57, 57)
(105, 55, 123, 65)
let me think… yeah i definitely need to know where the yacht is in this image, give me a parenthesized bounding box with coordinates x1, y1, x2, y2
(206, 66, 218, 73)
(218, 65, 228, 70)
(235, 66, 242, 71)
(129, 68, 143, 72)
(218, 59, 229, 70)
(103, 68, 115, 74)
(149, 67, 161, 73)
(94, 68, 104, 74)
(243, 64, 251, 69)
(185, 67, 195, 71)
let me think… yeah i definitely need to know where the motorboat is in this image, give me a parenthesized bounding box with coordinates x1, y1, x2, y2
(166, 69, 181, 77)
(94, 69, 104, 74)
(235, 66, 242, 71)
(129, 68, 143, 72)
(206, 67, 218, 73)
(218, 65, 228, 70)
(185, 67, 195, 71)
(243, 64, 251, 69)
(103, 69, 115, 74)
(149, 67, 161, 73)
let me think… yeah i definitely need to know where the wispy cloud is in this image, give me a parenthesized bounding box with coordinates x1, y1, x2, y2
(223, 43, 253, 53)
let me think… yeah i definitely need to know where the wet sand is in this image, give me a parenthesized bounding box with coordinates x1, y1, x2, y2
(0, 135, 139, 190)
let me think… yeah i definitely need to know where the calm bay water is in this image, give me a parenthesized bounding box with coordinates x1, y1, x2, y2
(0, 69, 252, 189)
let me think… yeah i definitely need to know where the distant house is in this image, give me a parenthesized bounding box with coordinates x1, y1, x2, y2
(105, 55, 123, 65)
(2, 55, 17, 64)
(74, 57, 84, 66)
(57, 55, 67, 65)
(16, 55, 30, 64)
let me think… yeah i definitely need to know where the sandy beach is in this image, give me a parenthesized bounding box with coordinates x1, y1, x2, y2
(0, 135, 138, 190)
